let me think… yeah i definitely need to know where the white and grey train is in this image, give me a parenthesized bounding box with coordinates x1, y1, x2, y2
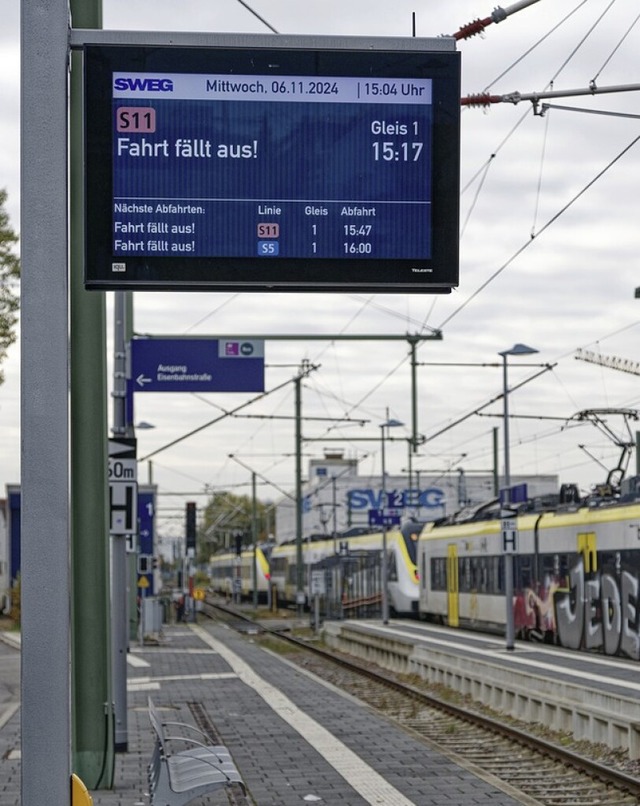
(210, 522, 421, 616)
(416, 477, 640, 660)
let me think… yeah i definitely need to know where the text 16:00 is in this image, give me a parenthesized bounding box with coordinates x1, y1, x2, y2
(344, 242, 372, 254)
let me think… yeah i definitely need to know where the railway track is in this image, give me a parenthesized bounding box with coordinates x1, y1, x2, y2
(202, 598, 640, 806)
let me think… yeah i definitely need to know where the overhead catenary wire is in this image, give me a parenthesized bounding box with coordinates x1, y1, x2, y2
(441, 0, 639, 343)
(192, 2, 618, 437)
(458, 108, 531, 246)
(590, 10, 640, 87)
(549, 0, 618, 83)
(140, 366, 318, 462)
(143, 2, 640, 504)
(420, 322, 640, 480)
(531, 93, 551, 237)
(422, 364, 556, 445)
(463, 0, 628, 106)
(479, 0, 589, 92)
(233, 0, 279, 33)
(455, 2, 594, 294)
(460, 157, 493, 240)
(541, 103, 640, 120)
(437, 132, 640, 331)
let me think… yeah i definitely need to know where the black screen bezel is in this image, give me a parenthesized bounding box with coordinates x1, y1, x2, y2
(84, 42, 460, 293)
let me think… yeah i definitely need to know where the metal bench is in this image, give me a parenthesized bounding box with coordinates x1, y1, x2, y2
(147, 696, 246, 806)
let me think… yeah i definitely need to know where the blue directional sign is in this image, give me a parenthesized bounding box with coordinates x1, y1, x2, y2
(138, 488, 155, 557)
(499, 483, 528, 506)
(368, 508, 402, 528)
(138, 487, 156, 595)
(131, 338, 264, 393)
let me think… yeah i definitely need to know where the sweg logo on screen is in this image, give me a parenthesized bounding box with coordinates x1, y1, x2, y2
(114, 77, 174, 92)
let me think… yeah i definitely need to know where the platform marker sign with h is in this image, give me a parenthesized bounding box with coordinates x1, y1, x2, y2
(109, 438, 138, 535)
(500, 509, 518, 554)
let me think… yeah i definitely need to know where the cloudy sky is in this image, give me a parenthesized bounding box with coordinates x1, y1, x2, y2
(3, 1, 640, 540)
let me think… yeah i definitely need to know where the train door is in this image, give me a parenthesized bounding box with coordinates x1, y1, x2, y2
(447, 544, 459, 627)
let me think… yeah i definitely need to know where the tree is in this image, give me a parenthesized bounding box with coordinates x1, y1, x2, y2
(199, 490, 272, 561)
(0, 189, 20, 385)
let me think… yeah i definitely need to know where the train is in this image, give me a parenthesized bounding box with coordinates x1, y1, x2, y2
(209, 542, 274, 603)
(416, 477, 640, 660)
(209, 521, 421, 616)
(268, 522, 421, 615)
(207, 475, 640, 661)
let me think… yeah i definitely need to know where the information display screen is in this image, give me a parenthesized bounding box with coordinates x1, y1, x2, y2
(84, 39, 460, 292)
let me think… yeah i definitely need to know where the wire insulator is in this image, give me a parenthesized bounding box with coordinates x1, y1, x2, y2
(454, 17, 492, 40)
(461, 93, 502, 107)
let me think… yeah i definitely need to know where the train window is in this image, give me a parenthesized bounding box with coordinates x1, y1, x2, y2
(517, 555, 533, 589)
(477, 557, 489, 593)
(469, 557, 476, 591)
(469, 557, 481, 592)
(599, 552, 617, 576)
(607, 550, 633, 575)
(388, 552, 398, 582)
(493, 556, 504, 595)
(559, 553, 569, 585)
(431, 557, 447, 591)
(473, 558, 480, 591)
(458, 558, 466, 592)
(484, 558, 492, 593)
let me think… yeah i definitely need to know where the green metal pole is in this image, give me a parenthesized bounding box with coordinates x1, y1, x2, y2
(252, 472, 258, 608)
(493, 427, 500, 497)
(125, 293, 140, 643)
(295, 372, 304, 613)
(70, 0, 114, 788)
(410, 338, 419, 452)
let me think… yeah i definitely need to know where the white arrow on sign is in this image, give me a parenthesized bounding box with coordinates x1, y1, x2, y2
(136, 373, 152, 387)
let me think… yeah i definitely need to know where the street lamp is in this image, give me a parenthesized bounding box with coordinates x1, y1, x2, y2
(499, 343, 538, 650)
(380, 417, 404, 624)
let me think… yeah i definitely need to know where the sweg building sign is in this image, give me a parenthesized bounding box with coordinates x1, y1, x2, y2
(347, 487, 445, 511)
(130, 337, 264, 393)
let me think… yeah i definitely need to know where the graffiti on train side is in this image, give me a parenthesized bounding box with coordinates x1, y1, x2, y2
(553, 560, 640, 660)
(522, 581, 560, 637)
(518, 559, 640, 659)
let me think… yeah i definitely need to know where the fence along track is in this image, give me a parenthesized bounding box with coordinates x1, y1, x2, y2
(202, 598, 640, 806)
